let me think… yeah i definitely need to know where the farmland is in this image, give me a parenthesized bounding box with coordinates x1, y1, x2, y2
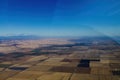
(0, 37, 120, 80)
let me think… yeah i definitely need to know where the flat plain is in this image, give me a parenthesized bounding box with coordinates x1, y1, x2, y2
(0, 37, 120, 80)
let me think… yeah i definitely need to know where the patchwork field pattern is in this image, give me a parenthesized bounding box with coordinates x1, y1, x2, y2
(0, 38, 120, 80)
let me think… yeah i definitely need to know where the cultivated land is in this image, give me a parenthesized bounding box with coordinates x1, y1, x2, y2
(0, 38, 73, 53)
(0, 37, 120, 80)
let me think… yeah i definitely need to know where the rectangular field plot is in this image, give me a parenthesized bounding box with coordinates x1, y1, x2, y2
(37, 61, 71, 67)
(37, 72, 72, 80)
(50, 66, 75, 73)
(26, 55, 48, 62)
(61, 58, 81, 62)
(71, 74, 120, 80)
(90, 61, 109, 67)
(71, 74, 99, 80)
(61, 62, 78, 67)
(50, 66, 91, 74)
(112, 70, 120, 75)
(110, 63, 120, 69)
(0, 64, 12, 68)
(27, 65, 53, 72)
(0, 71, 19, 80)
(76, 67, 91, 74)
(99, 75, 120, 80)
(12, 64, 31, 68)
(91, 67, 112, 75)
(9, 67, 28, 71)
(7, 71, 45, 80)
(37, 58, 71, 66)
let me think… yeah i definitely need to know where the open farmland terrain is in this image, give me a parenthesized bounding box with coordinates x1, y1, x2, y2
(0, 37, 120, 80)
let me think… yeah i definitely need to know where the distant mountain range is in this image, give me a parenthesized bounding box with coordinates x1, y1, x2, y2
(0, 35, 120, 42)
(0, 35, 42, 40)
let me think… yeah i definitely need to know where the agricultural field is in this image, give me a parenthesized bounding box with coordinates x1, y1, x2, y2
(0, 37, 120, 80)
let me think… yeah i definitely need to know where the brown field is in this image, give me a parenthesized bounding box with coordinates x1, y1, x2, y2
(37, 72, 72, 80)
(0, 71, 20, 80)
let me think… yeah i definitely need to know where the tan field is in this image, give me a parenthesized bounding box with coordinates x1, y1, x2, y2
(0, 39, 73, 53)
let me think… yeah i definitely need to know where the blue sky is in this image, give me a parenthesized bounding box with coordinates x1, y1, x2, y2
(0, 0, 120, 37)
